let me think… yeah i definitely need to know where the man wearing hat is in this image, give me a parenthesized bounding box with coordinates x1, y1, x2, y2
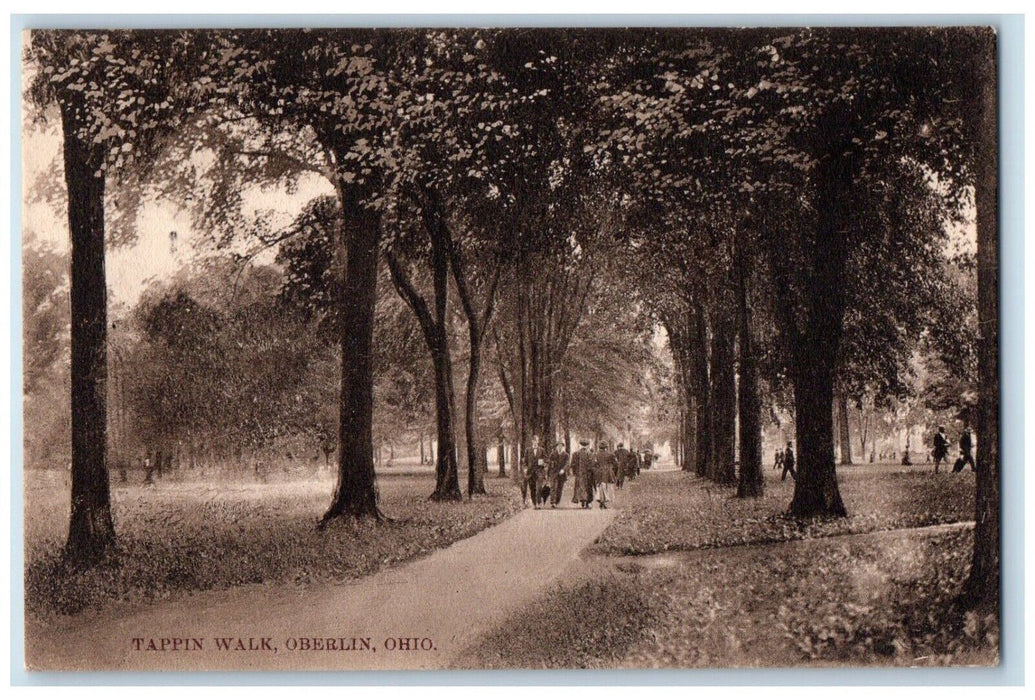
(547, 441, 570, 507)
(594, 441, 618, 508)
(932, 426, 949, 473)
(570, 439, 596, 509)
(614, 442, 634, 489)
(781, 441, 797, 481)
(522, 434, 548, 508)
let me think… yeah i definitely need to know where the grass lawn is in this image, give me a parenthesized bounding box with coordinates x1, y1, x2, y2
(464, 527, 996, 668)
(462, 466, 996, 669)
(596, 466, 974, 555)
(24, 470, 522, 619)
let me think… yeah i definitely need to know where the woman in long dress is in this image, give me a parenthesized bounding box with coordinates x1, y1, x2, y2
(570, 440, 595, 508)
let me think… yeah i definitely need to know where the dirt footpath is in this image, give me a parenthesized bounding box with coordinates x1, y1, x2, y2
(26, 501, 616, 671)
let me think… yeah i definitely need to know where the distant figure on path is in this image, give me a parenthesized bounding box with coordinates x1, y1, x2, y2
(613, 442, 633, 488)
(522, 435, 548, 508)
(547, 441, 570, 508)
(781, 442, 796, 481)
(143, 453, 155, 486)
(954, 426, 976, 472)
(773, 448, 784, 471)
(254, 458, 270, 483)
(571, 439, 596, 509)
(594, 441, 617, 508)
(932, 426, 949, 473)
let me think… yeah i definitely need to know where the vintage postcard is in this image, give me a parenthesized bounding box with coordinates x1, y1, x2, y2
(20, 23, 1001, 672)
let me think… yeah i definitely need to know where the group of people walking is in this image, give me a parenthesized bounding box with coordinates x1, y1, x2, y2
(521, 436, 648, 510)
(772, 442, 796, 481)
(768, 425, 976, 478)
(933, 425, 976, 473)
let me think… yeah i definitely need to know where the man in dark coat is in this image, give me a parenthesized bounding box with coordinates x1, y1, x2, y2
(570, 439, 596, 508)
(547, 441, 570, 508)
(613, 442, 634, 488)
(781, 442, 797, 481)
(594, 441, 618, 508)
(522, 435, 548, 508)
(954, 426, 976, 472)
(932, 426, 949, 473)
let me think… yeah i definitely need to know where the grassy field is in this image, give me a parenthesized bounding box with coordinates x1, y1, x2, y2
(462, 466, 996, 669)
(464, 527, 996, 668)
(596, 466, 974, 555)
(24, 470, 522, 619)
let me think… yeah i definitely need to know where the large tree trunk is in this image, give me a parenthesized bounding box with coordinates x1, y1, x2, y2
(431, 341, 462, 500)
(710, 311, 737, 485)
(385, 189, 462, 502)
(788, 124, 854, 519)
(681, 329, 699, 473)
(62, 104, 117, 565)
(668, 325, 696, 473)
(789, 285, 848, 516)
(691, 302, 711, 478)
(963, 29, 998, 609)
(736, 235, 763, 498)
(837, 392, 853, 465)
(789, 360, 846, 516)
(682, 395, 697, 472)
(322, 185, 383, 524)
(465, 346, 487, 497)
(858, 405, 870, 459)
(451, 250, 499, 498)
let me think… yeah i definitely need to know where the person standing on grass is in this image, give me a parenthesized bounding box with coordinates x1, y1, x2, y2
(954, 426, 976, 472)
(547, 441, 570, 508)
(932, 426, 949, 473)
(143, 453, 155, 485)
(781, 442, 797, 481)
(571, 439, 596, 508)
(594, 441, 618, 508)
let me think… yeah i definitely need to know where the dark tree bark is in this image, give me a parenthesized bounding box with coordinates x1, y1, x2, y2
(710, 311, 737, 485)
(449, 240, 502, 498)
(62, 102, 117, 565)
(790, 359, 847, 516)
(385, 188, 462, 501)
(962, 29, 998, 610)
(496, 438, 506, 477)
(681, 342, 698, 473)
(321, 182, 384, 524)
(429, 343, 462, 500)
(858, 405, 870, 460)
(736, 231, 764, 498)
(691, 301, 711, 478)
(787, 116, 856, 519)
(513, 251, 593, 457)
(667, 323, 697, 473)
(837, 393, 854, 465)
(463, 353, 488, 496)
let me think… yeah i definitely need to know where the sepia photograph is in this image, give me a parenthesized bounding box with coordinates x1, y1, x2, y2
(18, 22, 1002, 673)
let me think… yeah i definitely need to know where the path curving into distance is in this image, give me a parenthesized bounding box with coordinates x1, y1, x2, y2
(26, 499, 617, 671)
